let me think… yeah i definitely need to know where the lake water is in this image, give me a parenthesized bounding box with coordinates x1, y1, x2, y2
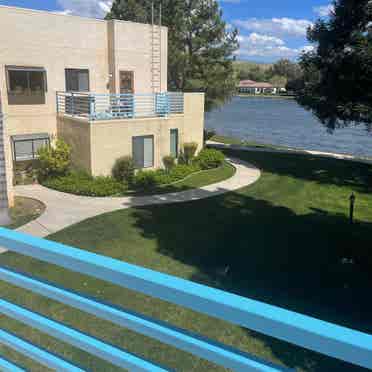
(205, 97, 372, 158)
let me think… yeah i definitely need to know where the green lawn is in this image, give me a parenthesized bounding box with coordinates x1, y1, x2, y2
(1, 149, 372, 371)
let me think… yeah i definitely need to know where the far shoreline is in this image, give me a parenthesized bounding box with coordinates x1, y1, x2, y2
(208, 134, 372, 163)
(236, 94, 295, 99)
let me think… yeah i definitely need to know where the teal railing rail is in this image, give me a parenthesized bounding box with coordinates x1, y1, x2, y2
(56, 92, 184, 121)
(0, 228, 371, 371)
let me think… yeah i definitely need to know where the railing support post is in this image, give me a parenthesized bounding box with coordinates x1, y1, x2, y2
(56, 92, 59, 114)
(71, 92, 75, 117)
(89, 94, 96, 121)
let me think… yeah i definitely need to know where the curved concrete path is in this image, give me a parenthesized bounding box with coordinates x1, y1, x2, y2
(12, 157, 260, 239)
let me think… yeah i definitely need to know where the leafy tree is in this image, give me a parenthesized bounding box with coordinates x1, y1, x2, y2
(37, 139, 71, 178)
(269, 59, 302, 81)
(269, 75, 287, 87)
(106, 0, 238, 110)
(234, 61, 271, 82)
(106, 0, 150, 22)
(297, 0, 372, 130)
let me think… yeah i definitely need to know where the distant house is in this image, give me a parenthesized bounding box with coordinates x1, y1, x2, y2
(238, 80, 284, 95)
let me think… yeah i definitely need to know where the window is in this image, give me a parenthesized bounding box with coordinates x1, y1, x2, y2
(170, 129, 178, 157)
(120, 71, 134, 94)
(132, 135, 154, 168)
(6, 66, 47, 105)
(65, 69, 90, 92)
(12, 134, 50, 162)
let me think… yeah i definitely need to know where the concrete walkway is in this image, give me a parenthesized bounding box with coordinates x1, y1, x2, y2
(11, 157, 260, 240)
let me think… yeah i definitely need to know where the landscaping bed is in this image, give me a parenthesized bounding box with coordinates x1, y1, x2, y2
(40, 147, 232, 197)
(42, 161, 235, 196)
(7, 196, 45, 229)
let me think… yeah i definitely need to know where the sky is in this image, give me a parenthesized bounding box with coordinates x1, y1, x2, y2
(0, 0, 334, 63)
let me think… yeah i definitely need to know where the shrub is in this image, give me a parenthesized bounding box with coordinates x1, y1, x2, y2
(133, 170, 159, 189)
(182, 142, 198, 164)
(38, 139, 71, 178)
(133, 163, 201, 189)
(112, 156, 135, 185)
(170, 164, 199, 180)
(195, 148, 225, 170)
(43, 171, 125, 197)
(163, 155, 176, 172)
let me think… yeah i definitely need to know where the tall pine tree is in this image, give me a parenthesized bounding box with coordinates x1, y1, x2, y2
(106, 0, 238, 110)
(297, 0, 372, 130)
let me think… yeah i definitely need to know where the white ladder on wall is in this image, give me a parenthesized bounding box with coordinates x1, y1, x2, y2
(151, 3, 162, 93)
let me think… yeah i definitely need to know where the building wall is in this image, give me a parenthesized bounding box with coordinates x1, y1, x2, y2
(60, 93, 205, 177)
(0, 5, 169, 191)
(0, 5, 168, 135)
(112, 21, 168, 93)
(0, 6, 109, 138)
(182, 93, 204, 151)
(57, 116, 92, 174)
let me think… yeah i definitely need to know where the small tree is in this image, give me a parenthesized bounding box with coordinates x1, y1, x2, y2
(182, 142, 198, 165)
(112, 156, 135, 185)
(37, 139, 71, 178)
(163, 155, 175, 173)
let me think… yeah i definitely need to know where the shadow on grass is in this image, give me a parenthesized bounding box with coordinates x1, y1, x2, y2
(131, 190, 372, 371)
(222, 149, 372, 193)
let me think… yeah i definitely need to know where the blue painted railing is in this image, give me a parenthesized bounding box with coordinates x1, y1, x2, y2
(0, 227, 371, 371)
(56, 92, 184, 121)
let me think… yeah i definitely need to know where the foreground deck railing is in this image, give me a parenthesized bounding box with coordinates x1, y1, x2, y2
(0, 228, 371, 371)
(56, 92, 184, 121)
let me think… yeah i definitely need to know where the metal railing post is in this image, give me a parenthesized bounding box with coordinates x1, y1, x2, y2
(56, 92, 59, 114)
(71, 92, 75, 117)
(89, 94, 96, 121)
(131, 94, 135, 118)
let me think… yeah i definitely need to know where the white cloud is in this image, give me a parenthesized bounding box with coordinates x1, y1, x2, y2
(234, 17, 313, 37)
(57, 0, 112, 18)
(236, 32, 313, 59)
(301, 45, 315, 53)
(313, 4, 335, 17)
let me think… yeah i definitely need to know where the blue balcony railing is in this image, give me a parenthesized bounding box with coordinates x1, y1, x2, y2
(0, 227, 371, 371)
(56, 92, 184, 121)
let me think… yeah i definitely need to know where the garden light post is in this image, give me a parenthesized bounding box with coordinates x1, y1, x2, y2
(349, 193, 356, 224)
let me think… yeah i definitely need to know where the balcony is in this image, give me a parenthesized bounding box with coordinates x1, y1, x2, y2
(55, 92, 204, 175)
(56, 91, 184, 121)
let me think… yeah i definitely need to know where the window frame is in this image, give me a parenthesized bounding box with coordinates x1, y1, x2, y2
(119, 71, 134, 94)
(170, 129, 179, 157)
(132, 135, 154, 169)
(12, 136, 50, 162)
(6, 66, 48, 95)
(65, 68, 90, 92)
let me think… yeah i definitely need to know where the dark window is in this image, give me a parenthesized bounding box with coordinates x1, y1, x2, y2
(120, 71, 134, 94)
(6, 66, 47, 105)
(170, 129, 178, 157)
(12, 135, 50, 162)
(132, 135, 154, 168)
(65, 69, 90, 92)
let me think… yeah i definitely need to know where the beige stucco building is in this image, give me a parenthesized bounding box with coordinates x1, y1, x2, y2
(0, 5, 205, 207)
